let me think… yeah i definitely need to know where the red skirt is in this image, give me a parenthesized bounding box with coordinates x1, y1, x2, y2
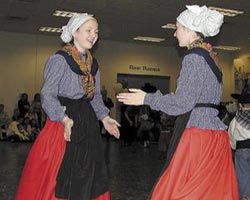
(151, 127, 238, 200)
(15, 119, 110, 200)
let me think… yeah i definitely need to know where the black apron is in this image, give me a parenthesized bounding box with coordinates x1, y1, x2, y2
(55, 51, 108, 200)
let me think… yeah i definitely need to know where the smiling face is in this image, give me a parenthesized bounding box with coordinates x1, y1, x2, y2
(174, 22, 199, 47)
(72, 19, 98, 53)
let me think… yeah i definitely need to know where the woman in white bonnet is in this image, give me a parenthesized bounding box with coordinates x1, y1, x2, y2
(117, 5, 238, 199)
(15, 13, 120, 200)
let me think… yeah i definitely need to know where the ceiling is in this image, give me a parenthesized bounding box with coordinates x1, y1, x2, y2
(1, 0, 250, 50)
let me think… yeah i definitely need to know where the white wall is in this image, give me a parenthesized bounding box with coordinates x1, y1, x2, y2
(0, 32, 61, 116)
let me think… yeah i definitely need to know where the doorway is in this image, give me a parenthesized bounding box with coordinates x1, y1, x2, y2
(117, 73, 170, 94)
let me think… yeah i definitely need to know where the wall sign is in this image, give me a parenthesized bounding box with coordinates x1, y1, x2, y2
(129, 65, 160, 72)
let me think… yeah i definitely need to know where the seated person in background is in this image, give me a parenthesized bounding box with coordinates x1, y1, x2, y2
(30, 118, 41, 140)
(228, 87, 250, 200)
(0, 104, 11, 140)
(22, 117, 35, 141)
(6, 117, 30, 142)
(24, 105, 39, 125)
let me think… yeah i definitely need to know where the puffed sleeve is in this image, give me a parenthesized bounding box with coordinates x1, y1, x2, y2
(40, 54, 67, 121)
(144, 54, 207, 115)
(90, 69, 110, 120)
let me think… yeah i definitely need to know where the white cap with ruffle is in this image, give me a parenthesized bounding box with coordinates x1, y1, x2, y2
(60, 13, 95, 43)
(177, 5, 224, 37)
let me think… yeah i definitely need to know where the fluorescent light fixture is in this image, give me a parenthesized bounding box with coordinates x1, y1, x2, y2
(39, 27, 62, 33)
(133, 36, 165, 43)
(53, 10, 77, 18)
(209, 7, 244, 17)
(213, 46, 241, 51)
(161, 23, 176, 30)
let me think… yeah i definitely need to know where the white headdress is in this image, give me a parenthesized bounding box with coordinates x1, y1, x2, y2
(177, 5, 224, 37)
(60, 13, 95, 43)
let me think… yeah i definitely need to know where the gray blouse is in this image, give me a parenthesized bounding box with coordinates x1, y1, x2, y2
(144, 53, 227, 130)
(41, 54, 109, 122)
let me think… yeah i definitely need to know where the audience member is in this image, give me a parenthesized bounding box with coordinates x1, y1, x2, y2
(120, 105, 137, 146)
(22, 117, 34, 141)
(18, 93, 30, 118)
(100, 86, 114, 138)
(30, 118, 41, 140)
(31, 93, 43, 128)
(103, 96, 114, 114)
(24, 105, 39, 126)
(0, 104, 10, 140)
(101, 86, 114, 112)
(222, 96, 238, 126)
(158, 112, 175, 159)
(6, 117, 29, 142)
(228, 87, 250, 200)
(137, 113, 154, 148)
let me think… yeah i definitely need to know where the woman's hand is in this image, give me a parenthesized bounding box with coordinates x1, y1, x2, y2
(62, 116, 74, 142)
(116, 89, 146, 105)
(102, 116, 120, 139)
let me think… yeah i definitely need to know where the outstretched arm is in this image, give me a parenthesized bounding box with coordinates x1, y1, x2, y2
(117, 89, 146, 106)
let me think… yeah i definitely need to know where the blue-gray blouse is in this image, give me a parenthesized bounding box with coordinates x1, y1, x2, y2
(41, 54, 109, 122)
(144, 53, 227, 130)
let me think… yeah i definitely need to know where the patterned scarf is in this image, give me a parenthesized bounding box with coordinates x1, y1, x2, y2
(188, 38, 213, 52)
(62, 44, 95, 98)
(235, 110, 250, 130)
(187, 38, 219, 67)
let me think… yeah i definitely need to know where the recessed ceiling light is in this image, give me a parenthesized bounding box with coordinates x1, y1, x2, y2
(161, 23, 176, 30)
(133, 36, 165, 43)
(209, 7, 244, 17)
(39, 27, 62, 33)
(213, 46, 241, 51)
